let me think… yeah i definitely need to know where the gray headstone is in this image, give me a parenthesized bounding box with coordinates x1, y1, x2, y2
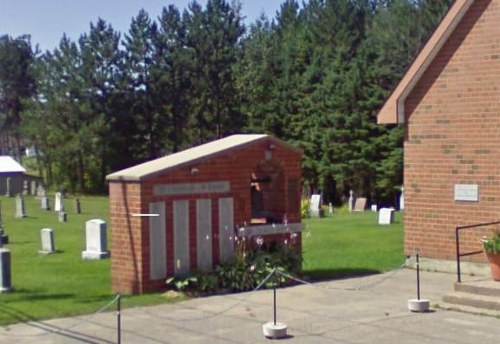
(309, 194, 324, 218)
(31, 181, 37, 196)
(218, 198, 234, 262)
(5, 177, 13, 197)
(82, 219, 109, 259)
(196, 199, 212, 271)
(348, 190, 354, 212)
(73, 198, 81, 214)
(378, 208, 395, 225)
(58, 211, 67, 222)
(39, 228, 55, 254)
(41, 197, 51, 210)
(149, 202, 166, 279)
(23, 180, 29, 196)
(173, 200, 190, 276)
(0, 248, 11, 292)
(54, 192, 63, 212)
(15, 194, 27, 218)
(37, 185, 47, 198)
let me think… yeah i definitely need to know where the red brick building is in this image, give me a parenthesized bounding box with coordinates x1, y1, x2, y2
(106, 134, 302, 294)
(378, 0, 500, 272)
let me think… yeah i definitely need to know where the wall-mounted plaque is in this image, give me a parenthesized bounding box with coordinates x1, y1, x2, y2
(454, 184, 479, 202)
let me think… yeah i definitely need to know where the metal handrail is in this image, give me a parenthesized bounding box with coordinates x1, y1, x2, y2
(455, 220, 500, 283)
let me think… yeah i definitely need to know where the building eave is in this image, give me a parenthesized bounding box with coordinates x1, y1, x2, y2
(377, 0, 475, 124)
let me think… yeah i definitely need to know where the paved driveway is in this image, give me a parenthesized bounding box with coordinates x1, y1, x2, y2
(1, 269, 499, 343)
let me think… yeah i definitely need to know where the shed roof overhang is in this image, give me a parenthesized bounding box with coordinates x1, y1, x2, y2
(377, 0, 475, 124)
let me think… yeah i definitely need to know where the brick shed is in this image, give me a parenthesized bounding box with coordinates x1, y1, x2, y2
(106, 134, 302, 294)
(378, 0, 500, 271)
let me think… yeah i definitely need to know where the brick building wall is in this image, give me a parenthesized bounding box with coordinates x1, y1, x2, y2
(404, 0, 500, 262)
(109, 137, 302, 294)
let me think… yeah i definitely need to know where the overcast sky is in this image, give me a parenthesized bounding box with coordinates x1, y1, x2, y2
(0, 0, 286, 52)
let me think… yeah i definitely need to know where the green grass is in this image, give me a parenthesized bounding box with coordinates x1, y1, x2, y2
(0, 196, 403, 325)
(0, 195, 182, 326)
(302, 209, 404, 279)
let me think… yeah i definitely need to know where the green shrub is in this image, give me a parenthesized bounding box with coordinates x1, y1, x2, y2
(301, 199, 311, 218)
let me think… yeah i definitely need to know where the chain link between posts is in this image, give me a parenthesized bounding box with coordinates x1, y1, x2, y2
(0, 294, 120, 338)
(0, 253, 415, 336)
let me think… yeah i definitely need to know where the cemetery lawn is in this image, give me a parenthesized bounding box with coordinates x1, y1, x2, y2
(302, 209, 404, 279)
(0, 196, 403, 325)
(0, 195, 185, 326)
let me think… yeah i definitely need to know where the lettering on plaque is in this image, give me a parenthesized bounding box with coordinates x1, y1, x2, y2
(454, 184, 479, 202)
(153, 181, 230, 196)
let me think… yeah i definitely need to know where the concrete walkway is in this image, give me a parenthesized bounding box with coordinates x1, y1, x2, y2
(1, 269, 499, 343)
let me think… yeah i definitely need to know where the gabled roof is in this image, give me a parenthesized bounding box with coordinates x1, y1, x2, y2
(0, 156, 26, 173)
(106, 134, 301, 181)
(377, 0, 475, 124)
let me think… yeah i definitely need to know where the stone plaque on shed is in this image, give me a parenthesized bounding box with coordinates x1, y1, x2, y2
(149, 202, 166, 279)
(219, 197, 234, 262)
(196, 199, 212, 271)
(173, 200, 190, 276)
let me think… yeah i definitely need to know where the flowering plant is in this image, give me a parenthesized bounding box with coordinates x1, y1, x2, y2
(481, 230, 500, 254)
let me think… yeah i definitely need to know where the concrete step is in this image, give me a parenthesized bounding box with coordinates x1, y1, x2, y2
(442, 291, 500, 312)
(453, 280, 500, 297)
(438, 300, 500, 317)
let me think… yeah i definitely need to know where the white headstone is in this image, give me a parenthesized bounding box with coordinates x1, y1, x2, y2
(15, 194, 26, 218)
(82, 219, 109, 259)
(371, 204, 377, 212)
(378, 208, 395, 225)
(39, 228, 55, 254)
(400, 186, 405, 210)
(348, 190, 354, 212)
(54, 192, 63, 212)
(309, 194, 324, 217)
(0, 248, 11, 292)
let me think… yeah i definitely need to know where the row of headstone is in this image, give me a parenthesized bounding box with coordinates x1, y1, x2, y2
(12, 193, 81, 220)
(37, 219, 108, 259)
(4, 178, 44, 198)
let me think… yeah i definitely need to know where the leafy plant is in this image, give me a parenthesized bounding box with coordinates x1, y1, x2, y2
(301, 199, 311, 218)
(165, 276, 198, 291)
(481, 230, 500, 254)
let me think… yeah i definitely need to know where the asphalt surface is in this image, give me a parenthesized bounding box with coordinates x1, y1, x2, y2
(0, 268, 499, 343)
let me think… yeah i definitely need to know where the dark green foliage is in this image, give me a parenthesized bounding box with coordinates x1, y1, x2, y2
(2, 0, 454, 198)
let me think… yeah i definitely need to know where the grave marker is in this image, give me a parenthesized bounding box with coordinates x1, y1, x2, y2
(353, 197, 367, 212)
(37, 185, 47, 198)
(400, 186, 405, 210)
(378, 208, 395, 225)
(73, 198, 81, 214)
(309, 194, 324, 218)
(41, 197, 51, 210)
(82, 219, 109, 259)
(31, 180, 37, 196)
(15, 194, 27, 218)
(348, 190, 354, 213)
(54, 192, 63, 212)
(0, 247, 11, 292)
(5, 177, 13, 197)
(39, 228, 55, 254)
